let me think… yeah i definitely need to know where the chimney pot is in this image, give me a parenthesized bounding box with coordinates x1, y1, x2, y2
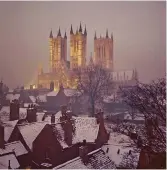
(106, 147, 109, 153)
(51, 114, 55, 124)
(117, 149, 120, 154)
(79, 145, 89, 164)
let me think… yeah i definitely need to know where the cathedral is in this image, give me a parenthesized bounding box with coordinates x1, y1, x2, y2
(37, 23, 137, 91)
(37, 23, 114, 90)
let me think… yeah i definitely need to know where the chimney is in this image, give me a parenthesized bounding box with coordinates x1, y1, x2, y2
(0, 124, 5, 149)
(96, 111, 104, 125)
(60, 105, 74, 146)
(10, 99, 19, 121)
(8, 160, 11, 169)
(79, 140, 89, 164)
(26, 106, 37, 123)
(117, 149, 120, 154)
(51, 114, 55, 124)
(61, 105, 67, 117)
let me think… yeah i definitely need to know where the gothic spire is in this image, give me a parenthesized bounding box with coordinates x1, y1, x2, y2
(70, 24, 73, 34)
(57, 27, 61, 37)
(84, 25, 87, 36)
(94, 31, 97, 39)
(49, 29, 53, 38)
(79, 22, 82, 33)
(111, 33, 113, 39)
(106, 29, 108, 38)
(64, 31, 67, 39)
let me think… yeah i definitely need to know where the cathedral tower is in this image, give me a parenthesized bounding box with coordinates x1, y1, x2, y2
(70, 23, 87, 70)
(49, 28, 67, 72)
(94, 29, 113, 70)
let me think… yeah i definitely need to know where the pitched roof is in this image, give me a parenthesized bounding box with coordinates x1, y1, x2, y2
(6, 93, 20, 102)
(18, 122, 48, 150)
(3, 120, 19, 142)
(54, 148, 116, 169)
(72, 116, 99, 144)
(0, 153, 20, 169)
(37, 94, 47, 102)
(29, 96, 36, 103)
(0, 141, 28, 156)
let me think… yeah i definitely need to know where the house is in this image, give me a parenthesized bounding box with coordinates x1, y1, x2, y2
(9, 105, 109, 168)
(32, 107, 109, 167)
(0, 141, 29, 168)
(54, 148, 116, 169)
(0, 100, 45, 122)
(0, 152, 20, 169)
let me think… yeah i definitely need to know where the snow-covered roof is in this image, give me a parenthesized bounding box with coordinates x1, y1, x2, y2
(0, 153, 20, 169)
(47, 91, 59, 97)
(64, 89, 81, 97)
(6, 93, 20, 102)
(72, 116, 99, 143)
(0, 141, 28, 156)
(103, 94, 116, 103)
(18, 122, 48, 150)
(37, 94, 47, 102)
(0, 106, 10, 122)
(29, 96, 36, 103)
(101, 132, 140, 167)
(0, 106, 45, 122)
(43, 113, 100, 146)
(3, 120, 18, 142)
(124, 113, 145, 121)
(54, 148, 116, 169)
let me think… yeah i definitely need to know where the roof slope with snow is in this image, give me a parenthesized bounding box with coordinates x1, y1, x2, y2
(18, 122, 48, 150)
(0, 141, 28, 156)
(54, 148, 116, 169)
(0, 153, 20, 169)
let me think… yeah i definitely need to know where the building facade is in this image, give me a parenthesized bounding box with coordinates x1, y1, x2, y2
(37, 23, 137, 90)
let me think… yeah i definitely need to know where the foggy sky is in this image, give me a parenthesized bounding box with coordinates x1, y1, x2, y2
(0, 1, 166, 88)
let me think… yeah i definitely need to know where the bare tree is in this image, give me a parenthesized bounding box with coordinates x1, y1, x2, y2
(120, 78, 166, 152)
(76, 65, 112, 116)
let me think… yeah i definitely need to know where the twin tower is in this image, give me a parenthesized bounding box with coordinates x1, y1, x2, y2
(49, 23, 114, 72)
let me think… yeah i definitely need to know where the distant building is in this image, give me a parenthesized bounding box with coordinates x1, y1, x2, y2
(37, 23, 115, 90)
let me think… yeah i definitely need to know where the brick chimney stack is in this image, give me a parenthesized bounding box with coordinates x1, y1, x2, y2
(61, 105, 67, 117)
(51, 114, 55, 124)
(60, 105, 74, 146)
(79, 140, 89, 164)
(10, 99, 20, 121)
(95, 111, 109, 146)
(26, 105, 37, 123)
(0, 124, 5, 149)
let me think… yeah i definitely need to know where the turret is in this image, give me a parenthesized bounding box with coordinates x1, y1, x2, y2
(79, 22, 82, 33)
(49, 30, 53, 38)
(57, 27, 61, 37)
(70, 24, 73, 35)
(84, 25, 87, 36)
(94, 31, 97, 40)
(111, 33, 113, 40)
(106, 29, 108, 38)
(64, 31, 67, 39)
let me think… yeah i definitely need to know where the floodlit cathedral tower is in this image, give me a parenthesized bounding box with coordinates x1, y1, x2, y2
(70, 23, 87, 70)
(94, 29, 113, 70)
(49, 28, 67, 72)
